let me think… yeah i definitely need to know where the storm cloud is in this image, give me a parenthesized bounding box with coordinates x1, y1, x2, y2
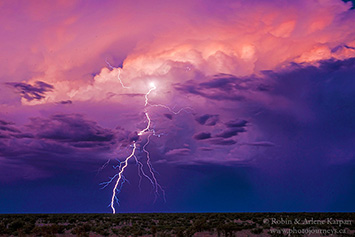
(0, 0, 354, 213)
(6, 81, 54, 101)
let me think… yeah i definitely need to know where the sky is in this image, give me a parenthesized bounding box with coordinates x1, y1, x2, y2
(0, 0, 355, 213)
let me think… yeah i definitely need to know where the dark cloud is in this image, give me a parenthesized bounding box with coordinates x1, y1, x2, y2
(12, 133, 34, 139)
(58, 100, 72, 104)
(165, 148, 191, 156)
(0, 120, 14, 126)
(27, 114, 114, 143)
(0, 113, 142, 181)
(193, 132, 211, 140)
(175, 81, 245, 101)
(0, 120, 27, 139)
(344, 45, 355, 49)
(199, 74, 237, 89)
(252, 57, 355, 167)
(0, 114, 138, 160)
(208, 138, 236, 145)
(6, 81, 54, 101)
(216, 127, 246, 138)
(242, 141, 275, 147)
(342, 0, 355, 9)
(316, 57, 355, 72)
(199, 147, 213, 151)
(330, 44, 355, 53)
(0, 124, 20, 133)
(164, 113, 173, 120)
(225, 119, 248, 128)
(195, 114, 219, 126)
(174, 74, 266, 101)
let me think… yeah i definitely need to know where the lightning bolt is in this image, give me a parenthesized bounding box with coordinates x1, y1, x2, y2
(143, 134, 166, 202)
(104, 78, 167, 214)
(105, 59, 129, 89)
(144, 82, 156, 106)
(96, 159, 110, 176)
(149, 103, 194, 115)
(138, 112, 151, 136)
(102, 61, 195, 213)
(137, 82, 166, 201)
(110, 143, 137, 214)
(133, 154, 155, 191)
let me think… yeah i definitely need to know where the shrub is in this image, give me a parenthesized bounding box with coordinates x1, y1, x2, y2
(251, 228, 263, 234)
(8, 219, 25, 232)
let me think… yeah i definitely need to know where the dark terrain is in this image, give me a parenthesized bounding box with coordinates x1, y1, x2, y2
(0, 213, 354, 236)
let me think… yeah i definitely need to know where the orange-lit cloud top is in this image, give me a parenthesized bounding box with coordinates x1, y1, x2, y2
(1, 0, 354, 105)
(122, 0, 355, 75)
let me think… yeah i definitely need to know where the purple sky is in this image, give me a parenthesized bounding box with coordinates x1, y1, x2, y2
(0, 0, 355, 213)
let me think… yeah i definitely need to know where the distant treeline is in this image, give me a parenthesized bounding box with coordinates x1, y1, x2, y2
(0, 212, 354, 236)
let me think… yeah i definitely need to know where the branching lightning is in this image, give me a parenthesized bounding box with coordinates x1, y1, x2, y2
(142, 134, 166, 202)
(101, 62, 193, 213)
(102, 75, 169, 214)
(105, 59, 129, 89)
(149, 103, 194, 115)
(133, 154, 155, 191)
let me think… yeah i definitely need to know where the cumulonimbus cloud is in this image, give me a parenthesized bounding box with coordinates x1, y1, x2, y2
(0, 0, 354, 175)
(2, 0, 354, 106)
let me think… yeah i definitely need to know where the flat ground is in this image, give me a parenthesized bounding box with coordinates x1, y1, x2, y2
(0, 213, 354, 236)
